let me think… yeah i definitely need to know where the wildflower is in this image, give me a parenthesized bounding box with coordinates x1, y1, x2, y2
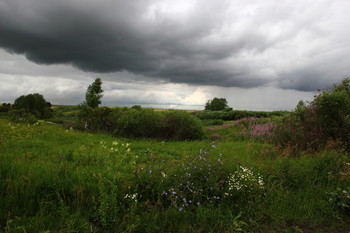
(161, 172, 167, 178)
(112, 141, 118, 146)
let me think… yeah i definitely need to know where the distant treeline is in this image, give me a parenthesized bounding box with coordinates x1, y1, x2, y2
(195, 109, 290, 121)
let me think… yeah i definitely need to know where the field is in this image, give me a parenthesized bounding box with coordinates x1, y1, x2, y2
(1, 112, 350, 232)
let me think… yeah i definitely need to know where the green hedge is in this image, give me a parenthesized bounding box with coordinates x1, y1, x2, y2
(77, 107, 204, 140)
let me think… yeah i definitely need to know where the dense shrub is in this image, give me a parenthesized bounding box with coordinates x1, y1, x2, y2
(10, 93, 52, 122)
(77, 106, 115, 132)
(78, 107, 203, 140)
(114, 108, 164, 138)
(0, 103, 11, 113)
(161, 110, 204, 140)
(273, 78, 350, 153)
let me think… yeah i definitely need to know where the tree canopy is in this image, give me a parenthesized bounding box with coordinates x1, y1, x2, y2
(12, 93, 52, 119)
(84, 78, 103, 108)
(205, 97, 229, 111)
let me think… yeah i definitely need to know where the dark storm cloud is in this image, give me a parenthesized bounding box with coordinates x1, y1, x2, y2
(0, 0, 270, 88)
(0, 0, 350, 91)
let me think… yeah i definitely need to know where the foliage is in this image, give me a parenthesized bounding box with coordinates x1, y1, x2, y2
(78, 106, 204, 140)
(10, 93, 52, 120)
(205, 97, 229, 111)
(0, 103, 10, 113)
(83, 78, 103, 108)
(114, 107, 164, 138)
(77, 106, 115, 132)
(273, 78, 350, 152)
(161, 110, 204, 140)
(328, 186, 350, 215)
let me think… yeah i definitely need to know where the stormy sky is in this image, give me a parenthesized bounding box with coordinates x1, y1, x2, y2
(1, 0, 350, 110)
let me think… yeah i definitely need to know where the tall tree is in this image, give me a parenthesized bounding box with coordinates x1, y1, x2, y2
(205, 97, 229, 111)
(84, 78, 103, 108)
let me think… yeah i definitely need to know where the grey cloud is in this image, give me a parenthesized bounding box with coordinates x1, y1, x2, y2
(0, 0, 350, 91)
(0, 0, 273, 88)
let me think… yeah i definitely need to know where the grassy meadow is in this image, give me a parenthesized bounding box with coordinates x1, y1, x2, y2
(1, 110, 350, 232)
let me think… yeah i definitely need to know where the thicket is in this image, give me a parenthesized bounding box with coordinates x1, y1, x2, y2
(0, 103, 10, 113)
(9, 93, 52, 122)
(77, 106, 204, 140)
(273, 78, 350, 153)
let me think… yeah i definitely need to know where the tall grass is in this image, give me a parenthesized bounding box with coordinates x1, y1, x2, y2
(1, 118, 350, 232)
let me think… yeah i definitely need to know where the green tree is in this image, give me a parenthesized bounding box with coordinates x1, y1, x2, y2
(11, 93, 52, 119)
(84, 78, 103, 108)
(205, 97, 229, 111)
(0, 103, 11, 112)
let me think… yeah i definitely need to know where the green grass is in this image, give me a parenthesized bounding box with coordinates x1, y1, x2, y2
(1, 118, 350, 232)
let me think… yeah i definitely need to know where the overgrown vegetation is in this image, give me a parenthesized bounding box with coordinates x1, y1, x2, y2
(272, 78, 350, 153)
(1, 118, 349, 232)
(76, 79, 204, 140)
(77, 106, 204, 140)
(9, 93, 52, 123)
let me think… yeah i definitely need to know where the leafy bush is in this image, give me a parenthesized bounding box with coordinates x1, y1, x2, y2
(273, 78, 350, 153)
(161, 110, 204, 140)
(0, 103, 11, 113)
(114, 108, 164, 138)
(77, 106, 114, 132)
(78, 107, 204, 140)
(10, 93, 52, 122)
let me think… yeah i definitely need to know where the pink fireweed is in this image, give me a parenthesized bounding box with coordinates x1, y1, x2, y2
(250, 122, 275, 136)
(222, 117, 259, 128)
(210, 133, 220, 139)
